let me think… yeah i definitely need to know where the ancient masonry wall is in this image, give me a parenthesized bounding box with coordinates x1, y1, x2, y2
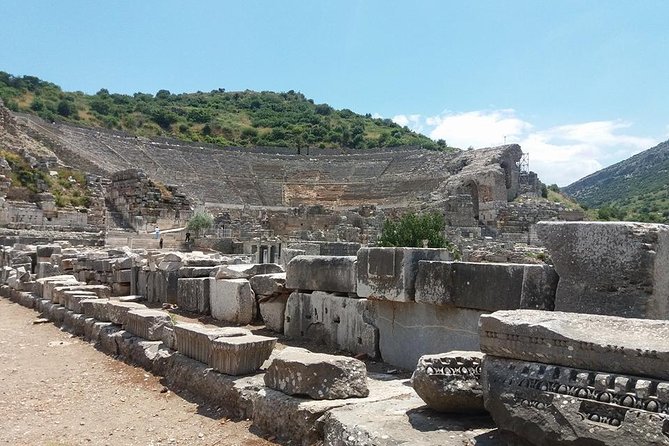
(107, 168, 193, 231)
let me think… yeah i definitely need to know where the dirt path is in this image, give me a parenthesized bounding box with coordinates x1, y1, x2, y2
(0, 298, 280, 446)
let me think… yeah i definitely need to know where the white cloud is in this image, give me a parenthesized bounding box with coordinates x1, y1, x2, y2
(378, 109, 657, 186)
(428, 109, 532, 149)
(392, 114, 424, 133)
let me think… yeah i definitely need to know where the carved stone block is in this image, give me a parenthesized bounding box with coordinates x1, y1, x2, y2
(482, 356, 669, 446)
(411, 351, 485, 413)
(480, 309, 669, 380)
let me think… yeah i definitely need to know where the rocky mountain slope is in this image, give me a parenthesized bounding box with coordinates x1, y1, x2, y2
(563, 139, 669, 222)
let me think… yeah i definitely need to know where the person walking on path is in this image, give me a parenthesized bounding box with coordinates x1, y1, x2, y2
(154, 226, 160, 239)
(159, 237, 164, 249)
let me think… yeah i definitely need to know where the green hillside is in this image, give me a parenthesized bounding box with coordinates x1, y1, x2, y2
(563, 140, 669, 223)
(0, 71, 451, 152)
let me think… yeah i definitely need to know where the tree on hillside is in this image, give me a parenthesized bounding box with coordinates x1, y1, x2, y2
(186, 211, 214, 238)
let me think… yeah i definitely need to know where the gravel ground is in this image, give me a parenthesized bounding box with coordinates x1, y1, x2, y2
(0, 298, 281, 446)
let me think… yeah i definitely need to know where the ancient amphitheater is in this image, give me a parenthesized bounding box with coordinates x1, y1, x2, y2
(16, 112, 522, 210)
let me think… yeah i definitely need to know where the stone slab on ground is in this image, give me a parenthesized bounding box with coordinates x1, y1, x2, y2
(482, 355, 669, 446)
(36, 244, 61, 260)
(415, 261, 557, 311)
(323, 393, 511, 446)
(285, 255, 357, 294)
(250, 272, 288, 296)
(176, 277, 212, 314)
(252, 374, 414, 445)
(80, 298, 109, 321)
(36, 275, 79, 300)
(164, 353, 265, 418)
(62, 292, 98, 313)
(124, 309, 173, 341)
(284, 291, 378, 358)
(103, 301, 148, 325)
(35, 262, 60, 279)
(537, 221, 669, 319)
(357, 247, 452, 302)
(411, 351, 485, 413)
(178, 266, 217, 278)
(210, 278, 256, 324)
(213, 263, 284, 280)
(371, 300, 483, 370)
(258, 293, 289, 333)
(209, 334, 277, 375)
(173, 322, 251, 364)
(264, 347, 368, 399)
(479, 309, 669, 381)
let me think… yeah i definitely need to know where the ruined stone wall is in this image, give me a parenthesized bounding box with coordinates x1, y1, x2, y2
(107, 169, 193, 231)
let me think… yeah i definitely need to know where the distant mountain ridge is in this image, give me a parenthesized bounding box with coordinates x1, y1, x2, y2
(563, 139, 669, 223)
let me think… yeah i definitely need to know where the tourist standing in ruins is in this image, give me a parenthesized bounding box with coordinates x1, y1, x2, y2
(154, 226, 160, 239)
(159, 237, 164, 249)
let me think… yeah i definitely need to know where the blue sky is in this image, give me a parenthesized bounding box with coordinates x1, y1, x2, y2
(1, 1, 667, 185)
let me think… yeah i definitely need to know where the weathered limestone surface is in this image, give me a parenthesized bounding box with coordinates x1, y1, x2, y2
(123, 309, 172, 341)
(209, 334, 276, 375)
(357, 247, 452, 302)
(35, 262, 60, 279)
(80, 298, 110, 321)
(480, 309, 669, 380)
(36, 244, 61, 260)
(412, 351, 485, 413)
(61, 291, 98, 313)
(372, 300, 483, 370)
(284, 291, 378, 358)
(213, 263, 284, 280)
(249, 273, 288, 296)
(176, 277, 212, 314)
(264, 347, 369, 399)
(253, 376, 416, 446)
(415, 261, 557, 311)
(103, 301, 147, 325)
(36, 275, 78, 300)
(322, 391, 505, 446)
(537, 221, 669, 319)
(482, 355, 669, 446)
(285, 255, 357, 294)
(258, 295, 289, 333)
(173, 322, 251, 364)
(210, 278, 256, 324)
(250, 273, 290, 332)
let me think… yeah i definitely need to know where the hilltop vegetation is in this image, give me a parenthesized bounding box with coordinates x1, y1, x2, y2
(563, 140, 669, 223)
(0, 71, 451, 152)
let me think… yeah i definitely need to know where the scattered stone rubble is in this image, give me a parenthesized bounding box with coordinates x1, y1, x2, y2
(2, 220, 669, 445)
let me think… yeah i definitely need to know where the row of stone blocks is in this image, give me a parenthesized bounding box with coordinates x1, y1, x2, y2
(287, 222, 669, 321)
(34, 274, 278, 376)
(286, 249, 558, 310)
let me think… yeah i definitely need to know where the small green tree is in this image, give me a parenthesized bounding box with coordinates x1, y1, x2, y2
(186, 212, 214, 237)
(378, 212, 458, 257)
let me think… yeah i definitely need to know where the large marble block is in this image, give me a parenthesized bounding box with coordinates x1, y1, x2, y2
(537, 221, 669, 319)
(210, 279, 256, 324)
(480, 309, 669, 381)
(415, 260, 557, 311)
(284, 291, 378, 358)
(482, 355, 669, 446)
(357, 247, 452, 302)
(176, 277, 212, 314)
(285, 256, 357, 294)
